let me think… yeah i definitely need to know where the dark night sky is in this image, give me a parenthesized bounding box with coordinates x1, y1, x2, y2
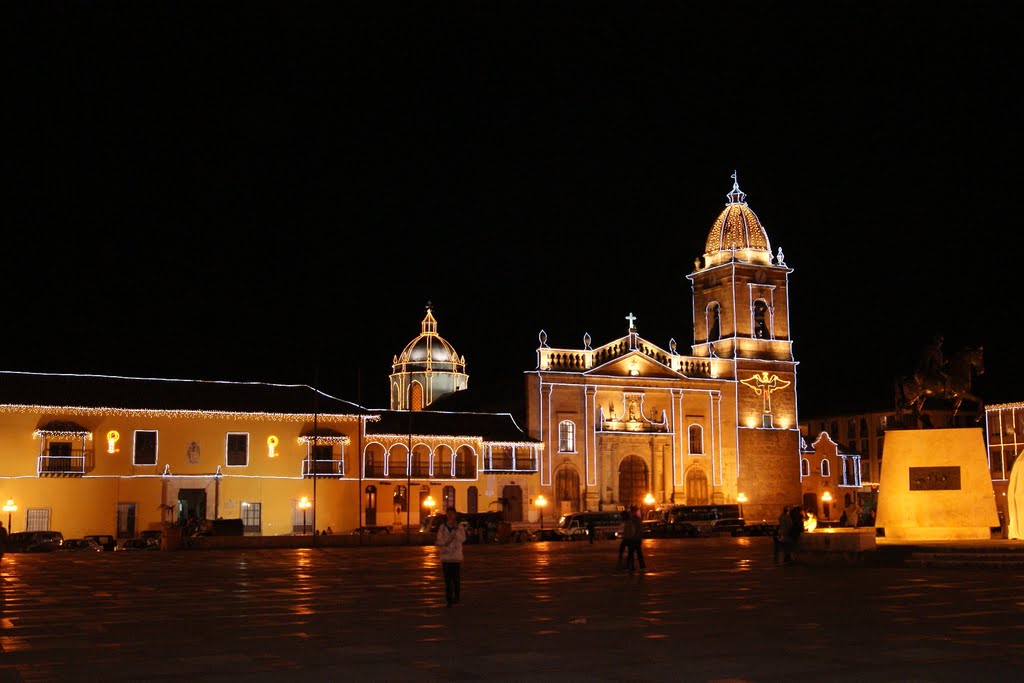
(7, 3, 1021, 415)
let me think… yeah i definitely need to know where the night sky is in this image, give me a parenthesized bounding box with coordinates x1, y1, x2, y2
(8, 3, 1020, 416)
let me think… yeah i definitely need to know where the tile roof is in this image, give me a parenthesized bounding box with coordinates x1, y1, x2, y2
(0, 370, 372, 417)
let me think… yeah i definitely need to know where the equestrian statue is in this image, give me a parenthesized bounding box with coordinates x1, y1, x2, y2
(894, 334, 985, 425)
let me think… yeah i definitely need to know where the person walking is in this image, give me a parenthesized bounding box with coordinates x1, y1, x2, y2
(774, 505, 793, 563)
(623, 505, 646, 572)
(436, 506, 466, 607)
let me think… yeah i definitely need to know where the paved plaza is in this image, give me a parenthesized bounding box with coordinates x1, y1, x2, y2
(2, 536, 1023, 682)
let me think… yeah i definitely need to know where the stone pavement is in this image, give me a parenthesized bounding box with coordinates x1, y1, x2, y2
(2, 536, 1023, 682)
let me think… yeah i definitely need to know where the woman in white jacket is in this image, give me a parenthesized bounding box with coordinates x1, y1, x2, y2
(436, 506, 467, 607)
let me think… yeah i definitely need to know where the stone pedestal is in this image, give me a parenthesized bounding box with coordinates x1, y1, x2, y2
(876, 428, 998, 541)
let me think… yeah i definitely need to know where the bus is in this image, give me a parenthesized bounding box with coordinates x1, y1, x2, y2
(554, 510, 625, 541)
(645, 504, 745, 537)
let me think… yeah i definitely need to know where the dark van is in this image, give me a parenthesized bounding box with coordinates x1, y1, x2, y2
(420, 511, 503, 543)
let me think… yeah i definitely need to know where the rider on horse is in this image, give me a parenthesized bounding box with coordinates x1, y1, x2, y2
(915, 333, 950, 394)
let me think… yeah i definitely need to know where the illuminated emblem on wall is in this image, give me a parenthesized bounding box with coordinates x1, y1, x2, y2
(106, 430, 120, 454)
(740, 372, 791, 414)
(267, 435, 279, 458)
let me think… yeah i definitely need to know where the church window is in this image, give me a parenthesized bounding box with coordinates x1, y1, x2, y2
(708, 303, 721, 342)
(820, 459, 831, 477)
(410, 382, 424, 411)
(558, 421, 576, 453)
(800, 458, 810, 477)
(688, 425, 704, 455)
(753, 299, 769, 339)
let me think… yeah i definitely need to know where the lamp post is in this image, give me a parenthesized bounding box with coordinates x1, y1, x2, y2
(298, 496, 312, 535)
(821, 491, 833, 521)
(3, 499, 16, 530)
(643, 492, 656, 519)
(535, 494, 547, 530)
(737, 492, 747, 519)
(423, 494, 436, 521)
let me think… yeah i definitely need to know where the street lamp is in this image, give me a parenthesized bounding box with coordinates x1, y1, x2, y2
(643, 492, 656, 517)
(298, 496, 312, 535)
(821, 491, 833, 521)
(3, 498, 16, 530)
(423, 494, 436, 519)
(535, 494, 547, 530)
(737, 492, 747, 519)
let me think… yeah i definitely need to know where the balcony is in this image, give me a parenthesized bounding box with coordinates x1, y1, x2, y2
(301, 459, 345, 478)
(38, 451, 87, 477)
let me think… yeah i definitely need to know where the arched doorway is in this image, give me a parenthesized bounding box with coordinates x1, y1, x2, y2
(501, 484, 523, 522)
(685, 468, 709, 505)
(554, 465, 581, 515)
(618, 455, 648, 509)
(364, 485, 377, 525)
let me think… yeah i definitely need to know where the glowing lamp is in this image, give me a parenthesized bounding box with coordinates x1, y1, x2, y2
(106, 430, 120, 454)
(3, 498, 16, 530)
(267, 435, 279, 458)
(423, 495, 436, 512)
(643, 493, 656, 506)
(298, 496, 312, 535)
(535, 494, 548, 530)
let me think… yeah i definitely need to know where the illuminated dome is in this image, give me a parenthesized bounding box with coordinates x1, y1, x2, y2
(396, 306, 463, 367)
(391, 303, 468, 410)
(701, 173, 773, 267)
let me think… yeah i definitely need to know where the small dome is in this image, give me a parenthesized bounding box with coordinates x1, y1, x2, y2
(702, 173, 772, 267)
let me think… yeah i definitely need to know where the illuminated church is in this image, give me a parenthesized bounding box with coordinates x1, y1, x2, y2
(524, 176, 802, 522)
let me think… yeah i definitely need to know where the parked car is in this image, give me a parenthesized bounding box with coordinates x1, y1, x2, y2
(344, 525, 392, 535)
(7, 530, 64, 552)
(119, 538, 159, 551)
(140, 529, 163, 546)
(58, 538, 104, 553)
(84, 534, 117, 551)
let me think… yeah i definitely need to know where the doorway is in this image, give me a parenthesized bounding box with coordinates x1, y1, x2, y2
(177, 489, 207, 525)
(501, 484, 523, 522)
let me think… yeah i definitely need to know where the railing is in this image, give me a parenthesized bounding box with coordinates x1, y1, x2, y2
(363, 464, 478, 479)
(38, 451, 87, 476)
(482, 456, 538, 473)
(301, 459, 345, 477)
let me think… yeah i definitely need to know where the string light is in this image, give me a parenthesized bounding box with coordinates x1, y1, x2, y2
(267, 435, 279, 458)
(107, 430, 120, 454)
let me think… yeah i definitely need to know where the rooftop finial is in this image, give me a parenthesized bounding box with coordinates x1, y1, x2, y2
(726, 170, 746, 204)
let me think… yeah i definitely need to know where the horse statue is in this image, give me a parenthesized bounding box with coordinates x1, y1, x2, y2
(895, 345, 985, 425)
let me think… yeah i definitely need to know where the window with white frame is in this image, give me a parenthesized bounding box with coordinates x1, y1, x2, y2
(240, 501, 261, 534)
(688, 424, 704, 455)
(820, 459, 831, 477)
(133, 430, 158, 465)
(558, 420, 576, 453)
(226, 433, 249, 467)
(801, 458, 810, 477)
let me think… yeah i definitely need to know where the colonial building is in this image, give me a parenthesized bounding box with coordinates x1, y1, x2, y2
(525, 176, 802, 523)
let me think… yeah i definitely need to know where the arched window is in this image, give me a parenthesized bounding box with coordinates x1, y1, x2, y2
(820, 459, 831, 477)
(442, 485, 455, 511)
(410, 382, 423, 411)
(753, 299, 769, 339)
(364, 485, 378, 525)
(708, 303, 721, 342)
(688, 424, 704, 455)
(393, 485, 407, 514)
(558, 421, 576, 453)
(801, 458, 810, 477)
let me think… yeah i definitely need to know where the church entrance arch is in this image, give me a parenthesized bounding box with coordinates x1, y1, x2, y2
(685, 468, 709, 505)
(501, 484, 523, 522)
(554, 464, 581, 515)
(618, 455, 648, 509)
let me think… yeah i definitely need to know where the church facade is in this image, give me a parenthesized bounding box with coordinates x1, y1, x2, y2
(524, 177, 802, 523)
